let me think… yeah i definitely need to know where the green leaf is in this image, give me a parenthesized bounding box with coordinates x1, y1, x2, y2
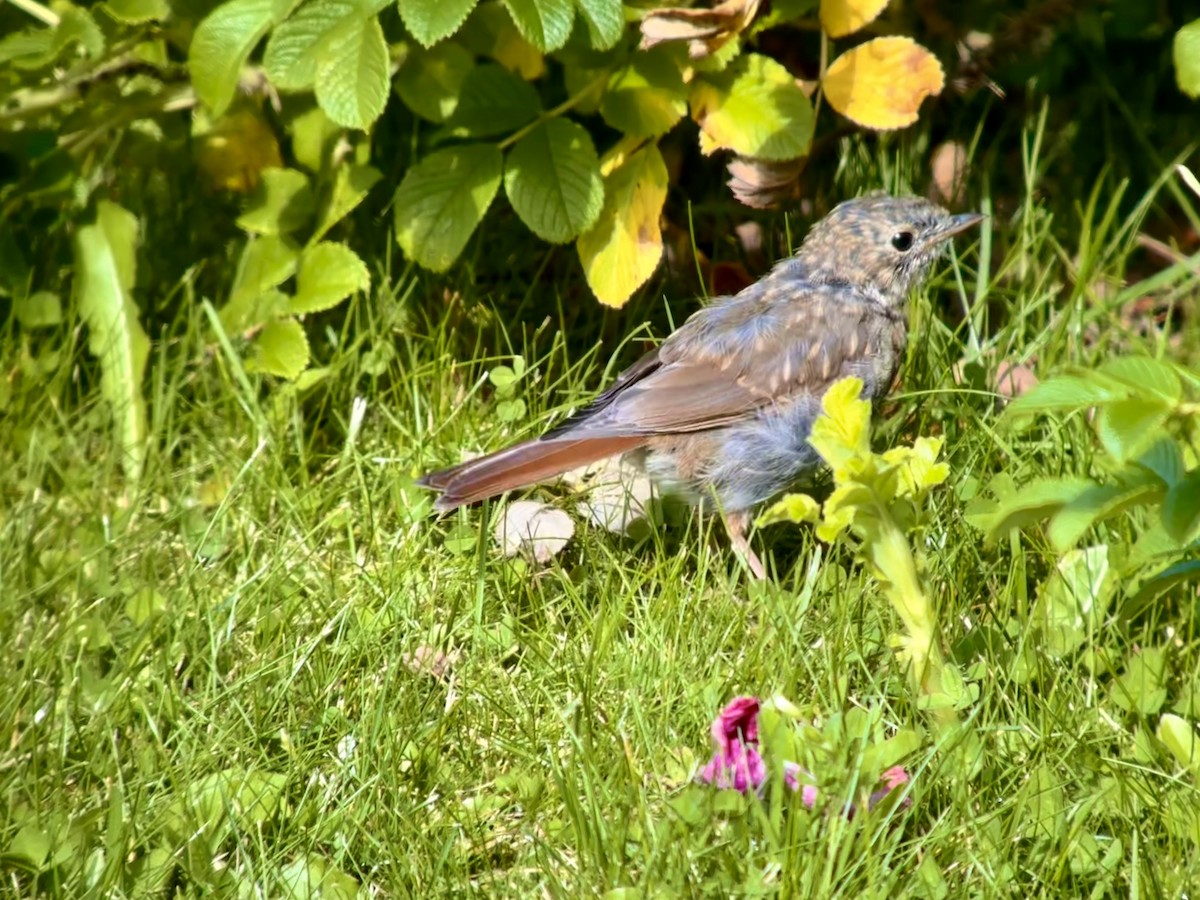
(601, 48, 687, 137)
(394, 42, 475, 123)
(574, 0, 623, 50)
(445, 63, 542, 137)
(190, 0, 296, 115)
(223, 235, 301, 331)
(1047, 478, 1164, 551)
(264, 0, 355, 90)
(6, 825, 51, 869)
(690, 53, 814, 160)
(13, 291, 63, 329)
(104, 0, 170, 24)
(0, 7, 104, 70)
(505, 119, 604, 243)
(965, 476, 1094, 542)
(73, 202, 150, 482)
(290, 241, 370, 313)
(1164, 470, 1200, 545)
(311, 163, 382, 243)
(253, 318, 310, 378)
(1158, 713, 1200, 777)
(1174, 18, 1200, 98)
(289, 106, 341, 172)
(503, 0, 574, 51)
(1098, 356, 1183, 405)
(1019, 765, 1066, 842)
(315, 13, 389, 128)
(1033, 545, 1113, 657)
(279, 855, 359, 899)
(237, 168, 316, 235)
(1002, 374, 1130, 418)
(1138, 438, 1185, 487)
(399, 0, 480, 46)
(1110, 647, 1168, 715)
(393, 144, 504, 271)
(1095, 399, 1171, 463)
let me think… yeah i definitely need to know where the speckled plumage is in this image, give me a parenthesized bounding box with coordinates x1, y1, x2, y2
(420, 194, 982, 577)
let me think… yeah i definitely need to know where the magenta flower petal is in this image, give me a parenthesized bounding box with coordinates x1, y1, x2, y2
(866, 765, 912, 812)
(697, 696, 767, 794)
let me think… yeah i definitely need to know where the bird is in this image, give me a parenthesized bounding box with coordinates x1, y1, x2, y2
(419, 194, 983, 578)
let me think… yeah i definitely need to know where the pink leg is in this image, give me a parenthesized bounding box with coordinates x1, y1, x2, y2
(724, 510, 766, 580)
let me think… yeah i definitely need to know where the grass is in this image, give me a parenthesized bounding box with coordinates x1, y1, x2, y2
(4, 136, 1200, 898)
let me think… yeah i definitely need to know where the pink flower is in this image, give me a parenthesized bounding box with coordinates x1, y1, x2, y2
(696, 696, 767, 793)
(866, 765, 912, 813)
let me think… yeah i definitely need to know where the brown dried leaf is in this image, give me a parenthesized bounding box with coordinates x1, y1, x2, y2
(640, 0, 763, 60)
(930, 140, 968, 205)
(726, 155, 803, 209)
(494, 500, 575, 564)
(576, 457, 657, 535)
(994, 360, 1038, 401)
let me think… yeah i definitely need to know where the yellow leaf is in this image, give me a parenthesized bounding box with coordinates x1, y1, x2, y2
(822, 36, 945, 130)
(577, 144, 668, 308)
(808, 376, 870, 473)
(819, 0, 888, 39)
(756, 492, 820, 527)
(195, 108, 282, 193)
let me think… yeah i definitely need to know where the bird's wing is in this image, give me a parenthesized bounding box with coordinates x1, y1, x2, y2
(548, 282, 900, 438)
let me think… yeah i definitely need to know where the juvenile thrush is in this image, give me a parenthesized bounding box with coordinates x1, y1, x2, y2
(420, 194, 982, 578)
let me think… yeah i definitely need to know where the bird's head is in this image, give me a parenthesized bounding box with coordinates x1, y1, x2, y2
(797, 194, 983, 306)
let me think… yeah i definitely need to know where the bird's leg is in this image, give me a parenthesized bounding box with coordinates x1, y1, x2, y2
(723, 510, 766, 580)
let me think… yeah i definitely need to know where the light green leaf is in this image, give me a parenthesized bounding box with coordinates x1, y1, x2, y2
(574, 0, 623, 50)
(965, 475, 1094, 542)
(223, 235, 301, 331)
(190, 0, 296, 115)
(1163, 470, 1200, 545)
(253, 318, 310, 378)
(289, 106, 341, 173)
(1158, 713, 1200, 777)
(315, 13, 390, 128)
(237, 167, 316, 235)
(505, 119, 603, 243)
(1003, 374, 1131, 418)
(394, 144, 504, 271)
(503, 0, 574, 51)
(311, 163, 382, 243)
(690, 53, 813, 160)
(0, 7, 104, 70)
(290, 242, 370, 313)
(1098, 356, 1183, 405)
(399, 0, 479, 45)
(577, 142, 668, 307)
(104, 0, 170, 24)
(1111, 647, 1169, 715)
(445, 63, 542, 137)
(279, 855, 359, 899)
(601, 48, 687, 137)
(1137, 438, 1185, 487)
(73, 202, 150, 482)
(1047, 479, 1163, 551)
(394, 42, 475, 123)
(14, 291, 63, 329)
(1033, 545, 1113, 657)
(264, 0, 356, 90)
(1175, 18, 1200, 98)
(7, 825, 51, 869)
(808, 376, 870, 474)
(1096, 399, 1171, 463)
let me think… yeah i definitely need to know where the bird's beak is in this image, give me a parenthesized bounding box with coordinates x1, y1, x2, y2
(936, 212, 985, 240)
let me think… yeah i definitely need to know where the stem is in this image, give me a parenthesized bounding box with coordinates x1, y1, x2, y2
(497, 71, 611, 151)
(5, 0, 58, 25)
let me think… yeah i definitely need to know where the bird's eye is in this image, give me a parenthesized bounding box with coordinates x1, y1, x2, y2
(891, 231, 915, 252)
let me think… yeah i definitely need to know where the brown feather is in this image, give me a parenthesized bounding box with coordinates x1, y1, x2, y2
(421, 436, 647, 511)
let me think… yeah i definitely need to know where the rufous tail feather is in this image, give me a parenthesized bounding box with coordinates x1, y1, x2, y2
(418, 436, 645, 511)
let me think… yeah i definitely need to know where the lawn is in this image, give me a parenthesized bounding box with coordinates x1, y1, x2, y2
(4, 141, 1200, 897)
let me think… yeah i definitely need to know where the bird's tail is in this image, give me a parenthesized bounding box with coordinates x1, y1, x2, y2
(418, 436, 646, 511)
